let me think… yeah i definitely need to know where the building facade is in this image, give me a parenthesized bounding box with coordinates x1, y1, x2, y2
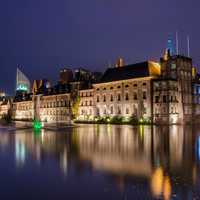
(8, 51, 200, 125)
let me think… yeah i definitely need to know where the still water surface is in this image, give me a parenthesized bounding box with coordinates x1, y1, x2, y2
(0, 124, 199, 200)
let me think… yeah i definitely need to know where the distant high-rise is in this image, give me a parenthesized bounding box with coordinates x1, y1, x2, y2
(16, 68, 31, 93)
(59, 68, 73, 84)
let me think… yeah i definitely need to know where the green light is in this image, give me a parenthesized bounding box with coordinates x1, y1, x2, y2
(33, 120, 42, 130)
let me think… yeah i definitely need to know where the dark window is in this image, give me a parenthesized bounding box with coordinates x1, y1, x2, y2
(143, 82, 147, 86)
(125, 85, 129, 88)
(110, 87, 113, 90)
(117, 86, 121, 89)
(155, 96, 159, 103)
(110, 95, 113, 102)
(97, 96, 100, 102)
(163, 95, 167, 103)
(134, 84, 137, 87)
(134, 92, 138, 100)
(117, 94, 121, 101)
(103, 95, 106, 102)
(103, 88, 106, 90)
(143, 91, 147, 100)
(125, 93, 129, 100)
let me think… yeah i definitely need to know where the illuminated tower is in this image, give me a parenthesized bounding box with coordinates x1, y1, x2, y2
(167, 36, 175, 56)
(16, 68, 31, 93)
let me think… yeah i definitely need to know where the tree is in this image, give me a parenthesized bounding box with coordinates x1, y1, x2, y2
(71, 96, 80, 120)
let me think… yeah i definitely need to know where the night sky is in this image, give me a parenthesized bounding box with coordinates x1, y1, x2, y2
(0, 0, 200, 95)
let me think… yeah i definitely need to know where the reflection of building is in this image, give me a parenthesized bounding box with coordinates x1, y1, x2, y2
(0, 124, 198, 198)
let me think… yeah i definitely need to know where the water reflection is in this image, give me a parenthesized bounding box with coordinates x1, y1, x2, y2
(0, 124, 199, 199)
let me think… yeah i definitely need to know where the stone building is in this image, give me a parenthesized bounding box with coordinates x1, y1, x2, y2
(78, 61, 161, 121)
(0, 98, 12, 119)
(10, 50, 200, 124)
(153, 52, 193, 124)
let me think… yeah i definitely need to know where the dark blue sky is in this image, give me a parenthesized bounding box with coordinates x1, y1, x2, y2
(0, 0, 200, 94)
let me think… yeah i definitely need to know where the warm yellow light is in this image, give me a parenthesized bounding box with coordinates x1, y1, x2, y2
(151, 167, 164, 197)
(163, 176, 171, 200)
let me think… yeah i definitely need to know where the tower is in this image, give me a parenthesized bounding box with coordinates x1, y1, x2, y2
(167, 36, 175, 56)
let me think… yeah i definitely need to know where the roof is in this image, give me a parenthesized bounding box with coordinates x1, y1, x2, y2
(98, 61, 160, 83)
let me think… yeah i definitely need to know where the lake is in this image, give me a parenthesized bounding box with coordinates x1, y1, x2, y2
(0, 124, 199, 200)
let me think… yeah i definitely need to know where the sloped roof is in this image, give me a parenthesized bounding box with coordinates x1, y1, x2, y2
(99, 61, 160, 83)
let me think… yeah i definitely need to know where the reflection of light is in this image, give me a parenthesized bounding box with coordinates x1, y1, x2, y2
(15, 140, 26, 167)
(139, 125, 144, 138)
(163, 176, 171, 200)
(151, 167, 164, 197)
(197, 136, 200, 161)
(60, 148, 68, 175)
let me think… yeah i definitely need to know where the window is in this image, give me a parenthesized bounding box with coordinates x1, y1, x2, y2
(110, 87, 113, 90)
(134, 84, 137, 87)
(97, 96, 100, 102)
(117, 94, 121, 101)
(163, 95, 167, 103)
(144, 107, 147, 114)
(171, 63, 176, 69)
(134, 92, 137, 100)
(118, 107, 121, 114)
(117, 86, 121, 89)
(103, 88, 106, 90)
(90, 100, 92, 106)
(97, 108, 100, 115)
(110, 106, 113, 114)
(142, 82, 147, 86)
(103, 95, 106, 102)
(110, 95, 113, 102)
(155, 96, 159, 103)
(125, 93, 129, 100)
(125, 85, 129, 88)
(143, 91, 147, 100)
(126, 108, 129, 114)
(85, 101, 88, 106)
(97, 88, 100, 91)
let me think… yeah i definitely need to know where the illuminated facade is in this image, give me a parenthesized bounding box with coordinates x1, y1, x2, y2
(10, 52, 200, 124)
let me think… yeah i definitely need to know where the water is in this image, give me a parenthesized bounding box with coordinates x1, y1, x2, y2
(0, 124, 199, 200)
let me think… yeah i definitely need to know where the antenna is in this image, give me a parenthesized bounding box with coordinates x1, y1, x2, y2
(176, 31, 179, 55)
(187, 35, 190, 57)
